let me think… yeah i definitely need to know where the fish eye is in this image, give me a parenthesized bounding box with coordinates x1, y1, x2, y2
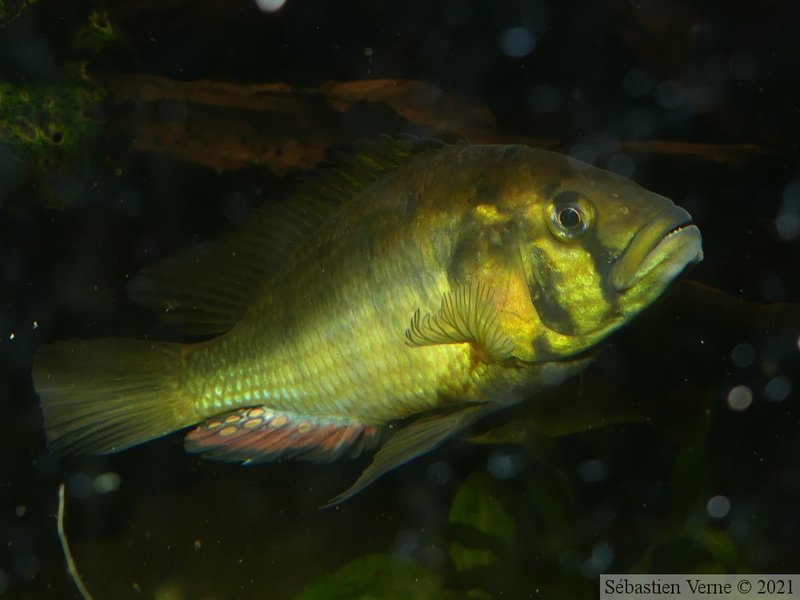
(547, 191, 594, 241)
(557, 206, 581, 229)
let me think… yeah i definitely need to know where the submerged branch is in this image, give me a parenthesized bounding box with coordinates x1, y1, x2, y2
(57, 483, 95, 600)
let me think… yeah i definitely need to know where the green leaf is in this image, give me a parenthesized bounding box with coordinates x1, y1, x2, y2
(291, 553, 451, 600)
(448, 468, 515, 573)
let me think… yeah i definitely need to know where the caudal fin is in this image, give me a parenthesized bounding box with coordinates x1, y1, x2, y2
(32, 339, 194, 455)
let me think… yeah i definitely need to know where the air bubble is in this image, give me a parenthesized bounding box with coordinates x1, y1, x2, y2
(730, 343, 755, 368)
(622, 68, 654, 97)
(607, 154, 635, 178)
(726, 385, 753, 412)
(626, 107, 656, 137)
(704, 54, 729, 84)
(440, 0, 473, 27)
(775, 211, 800, 241)
(764, 376, 791, 402)
(426, 462, 453, 486)
(392, 530, 419, 557)
(487, 450, 523, 480)
(68, 473, 94, 499)
(499, 27, 536, 58)
(94, 472, 121, 494)
(578, 459, 608, 483)
(528, 84, 560, 113)
(729, 51, 757, 80)
(706, 495, 731, 519)
(654, 81, 686, 109)
(582, 542, 614, 577)
(157, 98, 188, 125)
(255, 0, 287, 12)
(568, 142, 595, 166)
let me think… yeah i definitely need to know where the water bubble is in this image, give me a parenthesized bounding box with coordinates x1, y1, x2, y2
(764, 376, 791, 402)
(426, 462, 453, 486)
(727, 385, 753, 412)
(528, 84, 560, 113)
(706, 495, 731, 519)
(578, 459, 608, 483)
(729, 51, 757, 80)
(622, 68, 654, 97)
(499, 27, 536, 58)
(68, 473, 94, 499)
(607, 154, 635, 178)
(626, 107, 657, 137)
(582, 542, 614, 577)
(568, 142, 596, 166)
(775, 211, 800, 241)
(255, 0, 287, 12)
(94, 472, 121, 494)
(440, 0, 473, 27)
(392, 530, 419, 556)
(654, 81, 686, 109)
(731, 343, 755, 368)
(704, 54, 730, 84)
(157, 98, 188, 125)
(784, 179, 800, 209)
(487, 450, 523, 480)
(559, 549, 582, 573)
(593, 131, 619, 158)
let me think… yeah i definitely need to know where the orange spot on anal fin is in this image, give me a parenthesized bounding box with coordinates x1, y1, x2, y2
(184, 407, 381, 464)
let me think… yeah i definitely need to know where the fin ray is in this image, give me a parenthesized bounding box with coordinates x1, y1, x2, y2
(185, 407, 381, 464)
(405, 283, 515, 362)
(129, 137, 447, 334)
(33, 339, 194, 455)
(322, 403, 496, 508)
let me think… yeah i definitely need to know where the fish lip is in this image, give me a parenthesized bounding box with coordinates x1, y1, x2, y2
(609, 206, 704, 293)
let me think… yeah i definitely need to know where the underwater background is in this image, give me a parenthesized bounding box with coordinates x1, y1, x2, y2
(1, 0, 799, 598)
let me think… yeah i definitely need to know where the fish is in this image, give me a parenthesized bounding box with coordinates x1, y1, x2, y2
(32, 138, 703, 505)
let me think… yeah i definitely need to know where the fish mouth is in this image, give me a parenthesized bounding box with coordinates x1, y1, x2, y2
(609, 205, 703, 294)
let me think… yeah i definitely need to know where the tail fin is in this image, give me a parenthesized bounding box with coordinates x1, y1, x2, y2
(32, 339, 194, 455)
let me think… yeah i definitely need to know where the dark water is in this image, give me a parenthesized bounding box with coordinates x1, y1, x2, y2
(1, 1, 799, 599)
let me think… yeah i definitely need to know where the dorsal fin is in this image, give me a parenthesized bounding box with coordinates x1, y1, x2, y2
(127, 137, 448, 334)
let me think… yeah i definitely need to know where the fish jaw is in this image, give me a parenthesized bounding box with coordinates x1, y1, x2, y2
(608, 205, 703, 295)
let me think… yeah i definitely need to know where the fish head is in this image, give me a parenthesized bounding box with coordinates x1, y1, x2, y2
(470, 148, 703, 361)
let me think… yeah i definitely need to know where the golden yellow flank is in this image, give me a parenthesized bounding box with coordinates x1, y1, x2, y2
(33, 138, 702, 503)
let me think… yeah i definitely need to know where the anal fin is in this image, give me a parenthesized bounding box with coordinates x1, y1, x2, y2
(405, 283, 515, 362)
(185, 407, 381, 464)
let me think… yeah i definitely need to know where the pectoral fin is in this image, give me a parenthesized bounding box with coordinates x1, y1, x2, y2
(405, 283, 515, 362)
(322, 403, 496, 508)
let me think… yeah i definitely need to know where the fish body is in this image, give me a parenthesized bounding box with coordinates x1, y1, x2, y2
(33, 139, 702, 503)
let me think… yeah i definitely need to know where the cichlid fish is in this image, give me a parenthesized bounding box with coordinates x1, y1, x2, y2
(33, 138, 703, 505)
